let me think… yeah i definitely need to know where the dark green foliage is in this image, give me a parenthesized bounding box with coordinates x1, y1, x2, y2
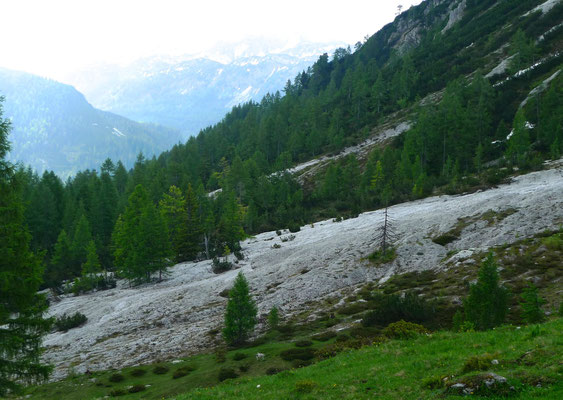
(337, 302, 369, 315)
(128, 384, 146, 393)
(452, 309, 464, 332)
(464, 253, 509, 330)
(267, 306, 280, 330)
(294, 340, 313, 348)
(362, 291, 434, 327)
(218, 367, 238, 382)
(223, 272, 257, 346)
(153, 365, 169, 375)
(311, 331, 337, 342)
(463, 354, 494, 373)
(520, 282, 545, 324)
(382, 320, 429, 339)
(109, 388, 127, 396)
(432, 233, 458, 246)
(130, 368, 146, 377)
(0, 99, 52, 395)
(108, 373, 125, 383)
(232, 352, 247, 361)
(265, 367, 284, 376)
(212, 257, 233, 274)
(173, 365, 195, 379)
(280, 348, 316, 361)
(54, 312, 87, 332)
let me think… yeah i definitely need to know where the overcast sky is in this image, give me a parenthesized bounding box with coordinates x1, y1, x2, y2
(1, 0, 424, 81)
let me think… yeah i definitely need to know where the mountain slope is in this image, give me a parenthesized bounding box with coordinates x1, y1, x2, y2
(65, 41, 344, 137)
(0, 68, 181, 177)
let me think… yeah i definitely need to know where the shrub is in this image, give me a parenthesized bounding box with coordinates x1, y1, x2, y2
(128, 384, 146, 393)
(232, 352, 247, 361)
(368, 248, 397, 265)
(311, 331, 337, 342)
(432, 233, 458, 246)
(349, 326, 380, 339)
(463, 354, 495, 373)
(218, 367, 238, 381)
(295, 379, 317, 393)
(272, 243, 281, 249)
(277, 323, 295, 339)
(336, 334, 350, 342)
(294, 339, 313, 347)
(276, 230, 282, 236)
(234, 250, 244, 260)
(173, 365, 195, 379)
(337, 302, 369, 315)
(288, 222, 301, 233)
(362, 291, 434, 327)
(54, 312, 87, 332)
(223, 272, 257, 346)
(266, 367, 284, 375)
(464, 253, 509, 330)
(382, 320, 429, 339)
(108, 372, 124, 383)
(215, 348, 227, 363)
(130, 368, 146, 377)
(452, 309, 464, 332)
(152, 365, 169, 375)
(315, 343, 345, 360)
(542, 233, 563, 250)
(109, 389, 127, 396)
(212, 257, 233, 274)
(239, 363, 251, 372)
(279, 348, 316, 361)
(422, 375, 448, 389)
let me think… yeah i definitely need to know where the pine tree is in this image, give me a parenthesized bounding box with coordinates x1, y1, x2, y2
(464, 253, 509, 330)
(0, 98, 52, 395)
(81, 240, 101, 279)
(71, 214, 93, 276)
(184, 184, 203, 260)
(159, 185, 189, 262)
(47, 229, 73, 288)
(520, 282, 545, 324)
(223, 272, 257, 346)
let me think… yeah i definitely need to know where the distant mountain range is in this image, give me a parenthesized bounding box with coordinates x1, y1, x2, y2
(65, 40, 345, 137)
(0, 68, 181, 178)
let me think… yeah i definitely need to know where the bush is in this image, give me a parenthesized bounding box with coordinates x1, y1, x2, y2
(337, 302, 369, 315)
(173, 365, 195, 379)
(336, 334, 350, 342)
(463, 354, 495, 373)
(232, 352, 247, 361)
(109, 389, 127, 396)
(266, 367, 284, 375)
(382, 320, 429, 339)
(108, 373, 124, 383)
(234, 250, 244, 260)
(362, 291, 434, 327)
(422, 375, 448, 389)
(349, 326, 380, 339)
(315, 343, 345, 360)
(153, 365, 169, 375)
(54, 312, 87, 332)
(218, 367, 238, 382)
(268, 306, 280, 330)
(239, 363, 251, 372)
(368, 248, 397, 265)
(279, 348, 316, 361)
(130, 368, 146, 377)
(292, 359, 313, 368)
(432, 234, 458, 246)
(276, 230, 282, 236)
(294, 339, 313, 347)
(215, 348, 227, 363)
(311, 331, 337, 342)
(295, 379, 317, 393)
(128, 384, 146, 393)
(212, 257, 233, 274)
(288, 222, 301, 233)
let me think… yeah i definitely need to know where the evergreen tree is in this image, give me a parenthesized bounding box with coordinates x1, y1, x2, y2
(184, 184, 203, 260)
(159, 185, 189, 262)
(520, 282, 545, 324)
(81, 240, 101, 279)
(71, 214, 93, 276)
(47, 229, 73, 288)
(223, 272, 257, 346)
(0, 98, 52, 395)
(464, 253, 509, 330)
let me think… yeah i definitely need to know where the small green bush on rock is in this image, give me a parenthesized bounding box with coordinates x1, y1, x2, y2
(311, 331, 337, 342)
(463, 354, 495, 373)
(128, 384, 146, 393)
(109, 389, 127, 396)
(232, 352, 247, 361)
(54, 312, 87, 332)
(173, 365, 195, 379)
(130, 368, 146, 377)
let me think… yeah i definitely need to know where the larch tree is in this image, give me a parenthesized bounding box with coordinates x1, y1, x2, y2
(0, 98, 52, 395)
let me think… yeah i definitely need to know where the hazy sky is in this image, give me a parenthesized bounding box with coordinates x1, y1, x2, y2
(1, 0, 423, 81)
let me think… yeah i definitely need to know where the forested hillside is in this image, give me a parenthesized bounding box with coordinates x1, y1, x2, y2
(0, 68, 180, 177)
(8, 0, 563, 293)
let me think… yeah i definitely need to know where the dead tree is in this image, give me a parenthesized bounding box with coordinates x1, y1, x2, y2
(376, 207, 397, 256)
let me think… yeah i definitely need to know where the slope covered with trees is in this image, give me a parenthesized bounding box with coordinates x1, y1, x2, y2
(7, 0, 563, 302)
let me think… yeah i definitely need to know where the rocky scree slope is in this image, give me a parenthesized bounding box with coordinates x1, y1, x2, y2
(42, 159, 563, 380)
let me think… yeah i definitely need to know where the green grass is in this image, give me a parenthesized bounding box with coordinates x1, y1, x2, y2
(176, 319, 563, 399)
